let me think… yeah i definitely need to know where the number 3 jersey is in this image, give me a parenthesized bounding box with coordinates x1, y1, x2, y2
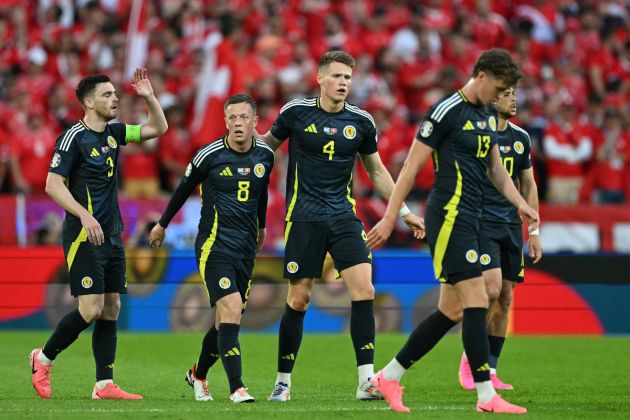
(49, 120, 130, 237)
(270, 97, 378, 222)
(417, 91, 499, 218)
(159, 137, 275, 259)
(482, 121, 532, 225)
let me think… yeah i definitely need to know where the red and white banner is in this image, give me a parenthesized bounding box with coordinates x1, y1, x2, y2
(123, 0, 149, 82)
(191, 32, 243, 149)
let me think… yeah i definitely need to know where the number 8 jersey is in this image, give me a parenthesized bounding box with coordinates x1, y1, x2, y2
(270, 97, 378, 222)
(159, 137, 275, 259)
(417, 91, 499, 218)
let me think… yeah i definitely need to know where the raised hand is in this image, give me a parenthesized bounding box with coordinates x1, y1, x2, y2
(131, 67, 154, 98)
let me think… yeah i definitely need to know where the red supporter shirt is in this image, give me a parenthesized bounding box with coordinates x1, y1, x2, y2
(592, 130, 630, 191)
(543, 122, 593, 178)
(11, 124, 57, 191)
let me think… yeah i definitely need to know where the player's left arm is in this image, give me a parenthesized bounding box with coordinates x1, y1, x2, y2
(519, 167, 542, 263)
(256, 157, 273, 252)
(256, 186, 269, 252)
(128, 68, 168, 142)
(359, 152, 425, 236)
(487, 145, 539, 230)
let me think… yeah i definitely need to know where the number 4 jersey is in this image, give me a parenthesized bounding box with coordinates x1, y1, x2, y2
(270, 97, 378, 222)
(417, 91, 499, 218)
(49, 120, 131, 237)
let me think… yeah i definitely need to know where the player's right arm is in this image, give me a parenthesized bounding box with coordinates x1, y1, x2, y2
(366, 140, 433, 249)
(487, 145, 539, 229)
(260, 101, 296, 151)
(260, 131, 283, 151)
(519, 167, 542, 263)
(150, 159, 206, 248)
(45, 172, 104, 246)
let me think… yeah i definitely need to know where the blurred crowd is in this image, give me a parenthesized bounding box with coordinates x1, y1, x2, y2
(0, 0, 629, 209)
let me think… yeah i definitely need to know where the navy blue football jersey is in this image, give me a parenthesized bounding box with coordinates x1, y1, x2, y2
(270, 97, 378, 221)
(416, 91, 499, 218)
(49, 120, 129, 238)
(160, 137, 274, 259)
(482, 121, 532, 224)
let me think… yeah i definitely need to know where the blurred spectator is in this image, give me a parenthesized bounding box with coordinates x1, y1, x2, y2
(158, 104, 192, 192)
(0, 125, 9, 192)
(126, 211, 160, 248)
(591, 107, 630, 204)
(9, 105, 57, 194)
(0, 1, 628, 209)
(542, 96, 594, 204)
(34, 212, 62, 245)
(119, 95, 160, 198)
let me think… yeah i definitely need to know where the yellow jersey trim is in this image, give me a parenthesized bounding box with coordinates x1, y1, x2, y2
(433, 162, 463, 281)
(285, 164, 299, 221)
(66, 187, 93, 270)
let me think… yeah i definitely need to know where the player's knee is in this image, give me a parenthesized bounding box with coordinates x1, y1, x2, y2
(497, 289, 513, 313)
(351, 283, 375, 301)
(439, 302, 463, 323)
(288, 293, 311, 311)
(486, 285, 501, 305)
(101, 300, 121, 320)
(81, 306, 103, 323)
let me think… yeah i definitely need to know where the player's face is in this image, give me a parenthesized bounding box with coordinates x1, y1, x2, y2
(317, 61, 353, 103)
(494, 87, 517, 118)
(88, 82, 118, 121)
(225, 102, 258, 144)
(478, 72, 509, 105)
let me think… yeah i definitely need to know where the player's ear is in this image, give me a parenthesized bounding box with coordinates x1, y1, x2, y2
(253, 115, 258, 127)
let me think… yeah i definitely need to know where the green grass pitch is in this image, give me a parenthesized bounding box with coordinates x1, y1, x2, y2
(1, 332, 629, 418)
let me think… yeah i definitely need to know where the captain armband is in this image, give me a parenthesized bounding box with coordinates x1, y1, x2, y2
(125, 124, 142, 143)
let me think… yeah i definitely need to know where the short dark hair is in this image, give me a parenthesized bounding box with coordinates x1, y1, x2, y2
(318, 50, 356, 70)
(75, 74, 111, 104)
(224, 93, 257, 114)
(472, 49, 522, 87)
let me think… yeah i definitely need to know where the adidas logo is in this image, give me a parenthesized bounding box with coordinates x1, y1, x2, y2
(360, 343, 375, 350)
(476, 363, 491, 372)
(220, 166, 233, 176)
(106, 363, 114, 369)
(224, 347, 241, 357)
(304, 124, 318, 133)
(90, 148, 100, 157)
(281, 353, 295, 360)
(463, 120, 475, 131)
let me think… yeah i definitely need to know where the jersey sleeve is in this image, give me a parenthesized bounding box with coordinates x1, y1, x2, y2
(415, 104, 452, 149)
(49, 131, 79, 178)
(159, 150, 209, 228)
(108, 122, 128, 146)
(257, 151, 275, 228)
(522, 132, 533, 170)
(358, 116, 378, 155)
(269, 106, 293, 142)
